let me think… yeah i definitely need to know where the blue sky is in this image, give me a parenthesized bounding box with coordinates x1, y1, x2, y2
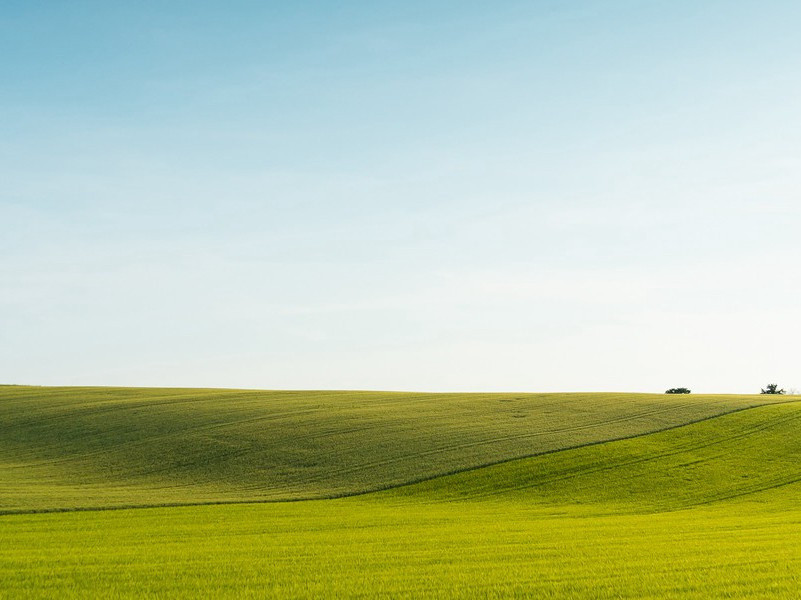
(2, 1, 800, 392)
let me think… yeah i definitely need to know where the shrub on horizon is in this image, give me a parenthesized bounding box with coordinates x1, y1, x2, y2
(665, 387, 691, 394)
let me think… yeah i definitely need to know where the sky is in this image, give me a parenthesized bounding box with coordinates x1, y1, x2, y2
(2, 0, 800, 393)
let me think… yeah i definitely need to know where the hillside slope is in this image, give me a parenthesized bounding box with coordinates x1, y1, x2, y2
(389, 399, 801, 512)
(0, 385, 786, 513)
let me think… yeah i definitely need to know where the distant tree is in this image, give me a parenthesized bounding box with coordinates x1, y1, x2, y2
(760, 383, 785, 395)
(665, 387, 691, 394)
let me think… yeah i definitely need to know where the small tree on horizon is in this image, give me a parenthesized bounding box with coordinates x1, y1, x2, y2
(665, 387, 691, 394)
(760, 383, 785, 395)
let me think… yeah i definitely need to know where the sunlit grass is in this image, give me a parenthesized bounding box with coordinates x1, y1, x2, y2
(2, 387, 800, 598)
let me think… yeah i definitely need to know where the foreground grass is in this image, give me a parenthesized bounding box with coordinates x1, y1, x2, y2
(3, 400, 801, 598)
(0, 386, 782, 512)
(3, 500, 800, 599)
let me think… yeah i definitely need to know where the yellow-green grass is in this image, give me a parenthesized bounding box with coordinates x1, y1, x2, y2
(0, 386, 783, 513)
(2, 401, 801, 598)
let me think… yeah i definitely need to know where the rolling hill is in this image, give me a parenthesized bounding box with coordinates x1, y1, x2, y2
(0, 385, 787, 513)
(388, 399, 801, 512)
(2, 386, 801, 598)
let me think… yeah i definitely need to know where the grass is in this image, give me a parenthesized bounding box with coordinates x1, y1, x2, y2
(2, 387, 801, 598)
(388, 401, 801, 512)
(0, 386, 781, 513)
(3, 499, 801, 599)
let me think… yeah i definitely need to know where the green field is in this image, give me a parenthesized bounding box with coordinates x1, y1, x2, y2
(2, 386, 800, 598)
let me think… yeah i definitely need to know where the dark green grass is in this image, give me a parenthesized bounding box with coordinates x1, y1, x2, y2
(1, 386, 781, 513)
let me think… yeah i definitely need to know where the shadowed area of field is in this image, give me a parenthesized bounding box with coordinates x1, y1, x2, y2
(0, 386, 785, 512)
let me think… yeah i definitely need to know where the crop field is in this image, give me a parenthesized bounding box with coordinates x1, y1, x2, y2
(2, 386, 800, 598)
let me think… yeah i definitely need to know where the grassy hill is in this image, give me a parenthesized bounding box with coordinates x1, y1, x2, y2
(0, 386, 785, 513)
(2, 390, 800, 598)
(388, 400, 801, 512)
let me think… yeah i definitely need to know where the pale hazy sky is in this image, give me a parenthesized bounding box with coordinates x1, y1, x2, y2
(2, 1, 800, 393)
